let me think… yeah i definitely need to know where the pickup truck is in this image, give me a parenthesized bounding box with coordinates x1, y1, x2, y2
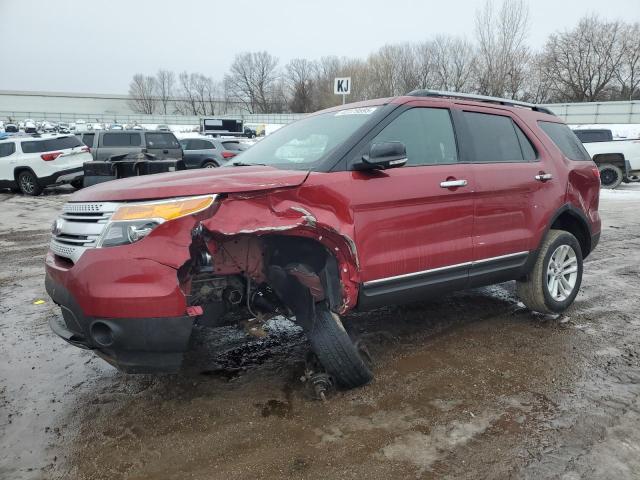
(46, 90, 601, 390)
(573, 128, 640, 189)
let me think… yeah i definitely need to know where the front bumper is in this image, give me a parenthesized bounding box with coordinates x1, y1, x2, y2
(45, 272, 194, 373)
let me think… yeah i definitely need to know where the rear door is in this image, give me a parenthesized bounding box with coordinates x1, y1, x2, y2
(145, 132, 182, 159)
(97, 132, 143, 161)
(350, 102, 475, 308)
(460, 107, 563, 284)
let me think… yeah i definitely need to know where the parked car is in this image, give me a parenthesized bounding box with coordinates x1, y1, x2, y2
(5, 124, 18, 133)
(179, 137, 249, 168)
(24, 120, 37, 134)
(79, 130, 183, 161)
(156, 124, 171, 132)
(58, 123, 71, 134)
(0, 134, 91, 195)
(110, 124, 124, 130)
(573, 127, 640, 188)
(45, 91, 600, 390)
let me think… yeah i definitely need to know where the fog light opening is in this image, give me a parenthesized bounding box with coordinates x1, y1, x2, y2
(91, 321, 114, 347)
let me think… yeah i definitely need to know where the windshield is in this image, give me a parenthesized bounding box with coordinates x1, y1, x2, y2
(230, 106, 379, 169)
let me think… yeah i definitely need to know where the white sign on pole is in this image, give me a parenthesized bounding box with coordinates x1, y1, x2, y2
(334, 77, 351, 95)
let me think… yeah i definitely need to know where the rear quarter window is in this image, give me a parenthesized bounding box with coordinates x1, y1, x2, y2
(538, 122, 591, 161)
(145, 133, 180, 149)
(0, 142, 16, 157)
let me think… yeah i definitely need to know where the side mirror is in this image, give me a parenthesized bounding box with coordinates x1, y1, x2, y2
(358, 141, 407, 170)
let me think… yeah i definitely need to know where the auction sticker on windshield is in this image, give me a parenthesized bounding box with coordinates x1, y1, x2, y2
(335, 107, 378, 116)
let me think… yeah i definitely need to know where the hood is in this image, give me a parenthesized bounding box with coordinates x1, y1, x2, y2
(71, 166, 310, 202)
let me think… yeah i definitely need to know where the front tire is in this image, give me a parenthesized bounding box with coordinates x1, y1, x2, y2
(307, 303, 373, 389)
(598, 163, 623, 189)
(517, 229, 583, 315)
(17, 171, 43, 196)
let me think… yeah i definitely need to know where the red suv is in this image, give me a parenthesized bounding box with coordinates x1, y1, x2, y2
(45, 91, 601, 388)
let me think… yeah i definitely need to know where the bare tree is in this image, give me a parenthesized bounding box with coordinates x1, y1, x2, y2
(128, 74, 157, 114)
(432, 35, 477, 92)
(543, 16, 626, 101)
(155, 69, 175, 114)
(616, 22, 640, 100)
(474, 0, 530, 98)
(286, 58, 317, 113)
(224, 51, 280, 113)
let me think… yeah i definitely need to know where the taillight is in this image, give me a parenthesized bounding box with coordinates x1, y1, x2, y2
(222, 151, 236, 159)
(591, 167, 600, 179)
(41, 151, 63, 161)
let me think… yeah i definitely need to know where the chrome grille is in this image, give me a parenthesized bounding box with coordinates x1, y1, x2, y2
(50, 202, 119, 263)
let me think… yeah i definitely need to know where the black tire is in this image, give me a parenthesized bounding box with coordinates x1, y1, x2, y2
(202, 161, 218, 169)
(17, 170, 43, 196)
(306, 303, 373, 389)
(598, 163, 623, 189)
(516, 229, 583, 315)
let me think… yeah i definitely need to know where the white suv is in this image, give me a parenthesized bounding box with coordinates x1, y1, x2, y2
(0, 135, 91, 195)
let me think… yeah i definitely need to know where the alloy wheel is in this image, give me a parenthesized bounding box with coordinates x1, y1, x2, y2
(546, 244, 578, 301)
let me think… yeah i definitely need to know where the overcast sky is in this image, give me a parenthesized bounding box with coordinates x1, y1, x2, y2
(0, 0, 638, 94)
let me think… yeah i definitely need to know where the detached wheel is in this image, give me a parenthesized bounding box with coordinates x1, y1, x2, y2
(517, 229, 583, 315)
(202, 161, 218, 169)
(17, 171, 42, 196)
(307, 303, 373, 389)
(598, 163, 623, 189)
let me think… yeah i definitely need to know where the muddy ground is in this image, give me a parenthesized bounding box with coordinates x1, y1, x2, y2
(1, 185, 640, 480)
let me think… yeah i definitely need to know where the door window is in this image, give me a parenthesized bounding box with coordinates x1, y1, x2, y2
(145, 133, 180, 149)
(464, 111, 536, 162)
(370, 108, 458, 166)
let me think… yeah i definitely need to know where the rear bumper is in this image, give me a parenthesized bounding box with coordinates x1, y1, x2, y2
(45, 271, 194, 373)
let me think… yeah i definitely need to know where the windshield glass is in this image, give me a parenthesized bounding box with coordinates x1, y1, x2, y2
(230, 106, 379, 169)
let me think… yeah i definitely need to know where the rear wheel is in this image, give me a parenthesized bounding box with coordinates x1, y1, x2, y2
(202, 161, 218, 169)
(598, 163, 623, 189)
(306, 303, 373, 389)
(517, 229, 583, 315)
(17, 171, 42, 196)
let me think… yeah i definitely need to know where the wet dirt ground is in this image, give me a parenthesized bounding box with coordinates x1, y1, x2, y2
(1, 185, 640, 480)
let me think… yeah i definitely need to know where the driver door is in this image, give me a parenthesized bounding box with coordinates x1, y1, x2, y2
(350, 104, 475, 308)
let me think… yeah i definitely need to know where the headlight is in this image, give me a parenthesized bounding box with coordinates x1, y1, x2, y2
(98, 195, 215, 248)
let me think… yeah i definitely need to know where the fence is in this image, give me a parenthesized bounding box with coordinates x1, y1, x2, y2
(0, 111, 306, 126)
(541, 101, 640, 124)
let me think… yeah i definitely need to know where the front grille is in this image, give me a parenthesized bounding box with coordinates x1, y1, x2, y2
(50, 202, 119, 263)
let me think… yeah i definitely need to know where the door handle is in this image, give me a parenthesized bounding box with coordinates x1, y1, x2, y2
(440, 179, 468, 188)
(535, 173, 553, 182)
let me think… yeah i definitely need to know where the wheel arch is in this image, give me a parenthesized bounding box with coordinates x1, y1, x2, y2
(13, 166, 38, 182)
(592, 153, 625, 167)
(545, 204, 593, 258)
(200, 158, 218, 168)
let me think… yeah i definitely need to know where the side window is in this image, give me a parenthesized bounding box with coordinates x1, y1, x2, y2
(81, 133, 95, 147)
(21, 141, 46, 154)
(190, 139, 214, 150)
(538, 121, 591, 161)
(102, 133, 142, 147)
(371, 108, 458, 166)
(0, 142, 16, 157)
(145, 133, 180, 149)
(463, 111, 531, 162)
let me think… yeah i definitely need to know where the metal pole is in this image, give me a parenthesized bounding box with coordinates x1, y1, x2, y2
(342, 94, 345, 105)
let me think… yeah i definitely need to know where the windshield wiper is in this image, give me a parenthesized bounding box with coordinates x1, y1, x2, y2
(230, 161, 265, 167)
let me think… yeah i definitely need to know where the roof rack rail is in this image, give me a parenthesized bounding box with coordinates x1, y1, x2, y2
(406, 89, 555, 115)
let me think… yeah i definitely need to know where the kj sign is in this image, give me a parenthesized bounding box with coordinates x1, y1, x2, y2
(334, 77, 351, 95)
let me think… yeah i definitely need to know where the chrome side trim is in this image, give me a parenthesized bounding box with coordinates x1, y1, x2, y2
(363, 251, 529, 287)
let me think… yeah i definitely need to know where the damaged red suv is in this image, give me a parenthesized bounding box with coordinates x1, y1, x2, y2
(46, 91, 601, 388)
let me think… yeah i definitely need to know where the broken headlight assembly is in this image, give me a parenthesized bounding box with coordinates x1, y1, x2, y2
(97, 195, 216, 248)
